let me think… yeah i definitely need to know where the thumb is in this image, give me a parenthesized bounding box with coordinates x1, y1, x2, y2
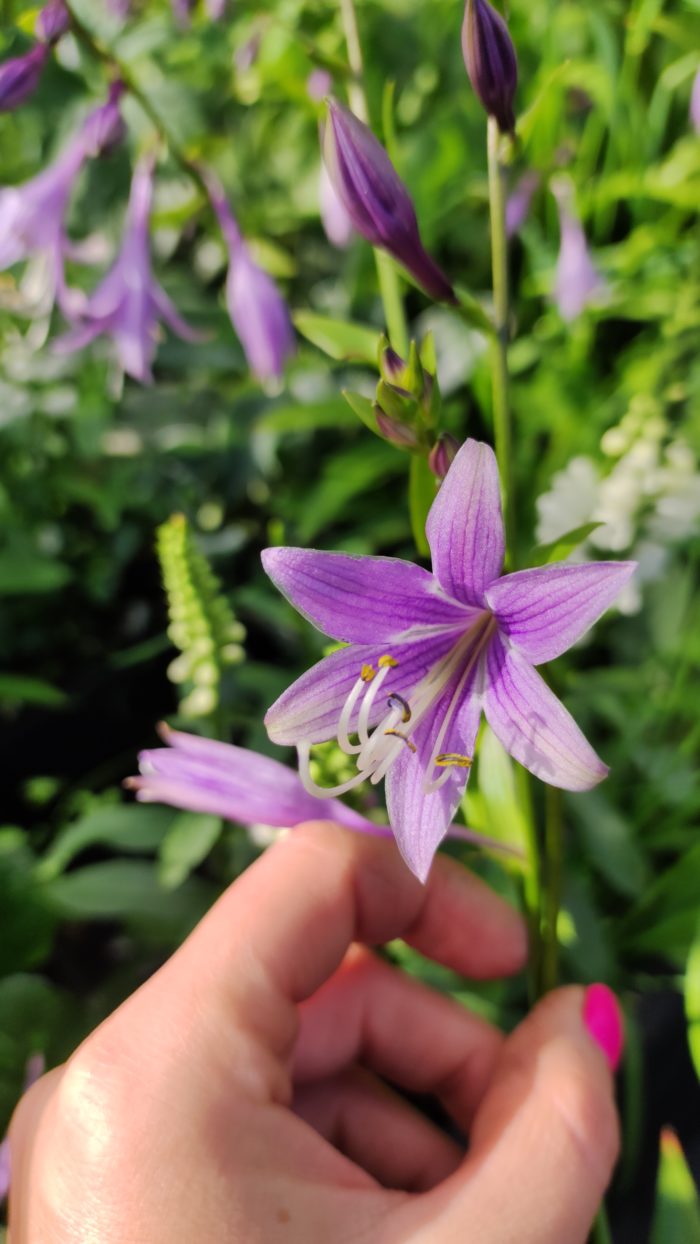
(403, 985, 622, 1244)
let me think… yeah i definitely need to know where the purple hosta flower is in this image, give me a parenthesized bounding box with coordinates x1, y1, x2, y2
(462, 0, 518, 134)
(691, 68, 700, 134)
(0, 1053, 45, 1202)
(207, 176, 294, 385)
(319, 161, 354, 249)
(36, 0, 70, 43)
(307, 68, 332, 103)
(127, 724, 513, 856)
(323, 99, 456, 304)
(205, 0, 228, 17)
(263, 439, 635, 881)
(0, 85, 124, 312)
(0, 43, 49, 112)
(106, 0, 132, 21)
(171, 0, 194, 25)
(505, 170, 539, 239)
(553, 183, 605, 321)
(54, 155, 199, 383)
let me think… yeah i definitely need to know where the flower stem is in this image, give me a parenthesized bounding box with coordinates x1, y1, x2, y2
(591, 1204, 613, 1244)
(486, 116, 515, 563)
(540, 784, 563, 994)
(339, 0, 409, 358)
(63, 0, 208, 199)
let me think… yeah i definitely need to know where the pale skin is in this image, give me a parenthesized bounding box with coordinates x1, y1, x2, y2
(9, 822, 620, 1243)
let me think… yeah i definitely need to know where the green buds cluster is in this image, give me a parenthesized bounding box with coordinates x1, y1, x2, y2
(157, 513, 246, 720)
(372, 334, 441, 452)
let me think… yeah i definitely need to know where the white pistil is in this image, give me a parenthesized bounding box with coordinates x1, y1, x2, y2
(298, 615, 497, 799)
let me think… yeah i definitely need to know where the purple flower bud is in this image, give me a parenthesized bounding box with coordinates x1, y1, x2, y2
(553, 183, 605, 321)
(319, 161, 354, 249)
(323, 99, 456, 304)
(374, 407, 419, 449)
(505, 169, 539, 238)
(207, 175, 295, 385)
(691, 68, 700, 134)
(428, 434, 459, 480)
(380, 344, 407, 385)
(36, 0, 70, 44)
(0, 43, 49, 113)
(307, 68, 332, 103)
(462, 0, 518, 134)
(81, 81, 126, 157)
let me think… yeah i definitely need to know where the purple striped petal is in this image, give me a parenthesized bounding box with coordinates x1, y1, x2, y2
(486, 561, 636, 665)
(426, 438, 505, 606)
(483, 634, 607, 790)
(265, 631, 461, 746)
(262, 547, 476, 643)
(386, 662, 483, 881)
(131, 727, 374, 834)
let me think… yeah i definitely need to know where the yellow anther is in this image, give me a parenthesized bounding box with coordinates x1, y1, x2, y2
(360, 664, 375, 682)
(387, 693, 411, 723)
(378, 654, 398, 668)
(435, 753, 473, 768)
(384, 728, 417, 753)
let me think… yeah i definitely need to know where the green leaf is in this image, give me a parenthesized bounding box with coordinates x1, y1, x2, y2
(408, 455, 435, 557)
(571, 790, 649, 898)
(0, 553, 72, 595)
(650, 1130, 700, 1244)
(158, 812, 223, 890)
(452, 288, 495, 336)
(465, 725, 530, 866)
(293, 312, 382, 364)
(531, 523, 604, 566)
(42, 860, 217, 943)
(684, 924, 700, 1084)
(37, 805, 176, 881)
(342, 390, 381, 436)
(0, 674, 67, 708)
(255, 399, 357, 435)
(619, 842, 700, 963)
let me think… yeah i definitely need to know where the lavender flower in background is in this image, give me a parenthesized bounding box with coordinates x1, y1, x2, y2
(0, 84, 124, 312)
(0, 44, 49, 113)
(207, 175, 295, 385)
(505, 170, 539, 238)
(35, 0, 70, 43)
(462, 0, 518, 134)
(0, 1054, 45, 1203)
(319, 162, 354, 249)
(171, 0, 195, 26)
(307, 68, 332, 103)
(55, 155, 199, 383)
(263, 439, 634, 880)
(205, 0, 228, 17)
(106, 0, 132, 21)
(323, 99, 456, 303)
(690, 67, 700, 134)
(553, 178, 605, 321)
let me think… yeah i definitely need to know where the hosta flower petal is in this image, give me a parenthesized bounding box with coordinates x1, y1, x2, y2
(426, 438, 504, 606)
(261, 547, 477, 643)
(265, 631, 461, 746)
(386, 661, 482, 882)
(485, 561, 636, 665)
(132, 727, 375, 834)
(483, 634, 607, 790)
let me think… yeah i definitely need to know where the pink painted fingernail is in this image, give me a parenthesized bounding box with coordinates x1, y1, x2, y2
(583, 983, 624, 1072)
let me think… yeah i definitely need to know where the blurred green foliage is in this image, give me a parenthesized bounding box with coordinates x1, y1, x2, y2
(0, 0, 699, 1230)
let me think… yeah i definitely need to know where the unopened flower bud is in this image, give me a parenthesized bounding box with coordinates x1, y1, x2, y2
(323, 99, 456, 303)
(462, 0, 518, 134)
(429, 434, 460, 480)
(380, 344, 407, 385)
(374, 407, 419, 450)
(81, 81, 126, 157)
(319, 162, 354, 249)
(36, 0, 70, 44)
(0, 44, 49, 113)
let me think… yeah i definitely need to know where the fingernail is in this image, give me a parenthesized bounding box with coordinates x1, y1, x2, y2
(583, 983, 624, 1071)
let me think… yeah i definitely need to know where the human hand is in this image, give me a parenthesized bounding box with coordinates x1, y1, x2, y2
(9, 823, 621, 1243)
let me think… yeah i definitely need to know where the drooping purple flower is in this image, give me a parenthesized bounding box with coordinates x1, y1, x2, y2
(307, 68, 332, 103)
(54, 155, 199, 383)
(505, 170, 539, 238)
(553, 185, 605, 321)
(0, 1053, 45, 1203)
(36, 0, 70, 43)
(207, 175, 295, 385)
(690, 68, 700, 134)
(127, 724, 514, 856)
(0, 84, 124, 311)
(323, 99, 456, 303)
(0, 43, 49, 112)
(262, 439, 635, 881)
(462, 0, 518, 134)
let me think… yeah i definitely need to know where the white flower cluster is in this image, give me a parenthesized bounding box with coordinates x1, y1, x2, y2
(536, 401, 700, 613)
